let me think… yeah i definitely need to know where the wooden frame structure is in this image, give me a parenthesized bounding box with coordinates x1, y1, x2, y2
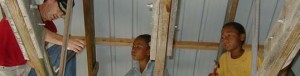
(0, 0, 54, 75)
(2, 0, 299, 75)
(258, 0, 300, 75)
(0, 0, 98, 76)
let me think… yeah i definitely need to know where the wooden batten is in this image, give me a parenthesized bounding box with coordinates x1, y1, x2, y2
(74, 36, 264, 51)
(166, 0, 179, 57)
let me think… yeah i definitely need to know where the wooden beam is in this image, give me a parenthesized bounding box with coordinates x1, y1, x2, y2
(150, 0, 160, 60)
(59, 0, 74, 75)
(83, 0, 97, 75)
(166, 0, 178, 57)
(0, 0, 50, 75)
(258, 0, 300, 75)
(224, 0, 239, 23)
(73, 36, 264, 51)
(153, 0, 172, 75)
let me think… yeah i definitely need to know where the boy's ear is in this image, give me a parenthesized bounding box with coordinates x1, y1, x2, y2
(240, 34, 246, 42)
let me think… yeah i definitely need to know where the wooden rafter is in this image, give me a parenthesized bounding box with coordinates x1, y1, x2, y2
(58, 0, 74, 75)
(224, 0, 239, 23)
(166, 0, 178, 57)
(74, 36, 264, 51)
(83, 0, 98, 75)
(258, 0, 300, 75)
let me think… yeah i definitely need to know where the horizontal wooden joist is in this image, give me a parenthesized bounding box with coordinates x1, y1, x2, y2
(73, 36, 264, 51)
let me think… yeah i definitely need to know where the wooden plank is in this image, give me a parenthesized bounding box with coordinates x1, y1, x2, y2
(258, 0, 300, 75)
(0, 0, 49, 75)
(58, 0, 74, 75)
(83, 0, 97, 75)
(166, 0, 178, 57)
(153, 0, 172, 75)
(224, 0, 239, 23)
(150, 0, 160, 60)
(17, 0, 54, 75)
(73, 36, 264, 51)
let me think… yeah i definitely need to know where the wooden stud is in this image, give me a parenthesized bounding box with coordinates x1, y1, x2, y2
(58, 0, 74, 75)
(224, 0, 239, 23)
(166, 0, 178, 57)
(83, 0, 97, 75)
(154, 0, 172, 75)
(150, 0, 160, 60)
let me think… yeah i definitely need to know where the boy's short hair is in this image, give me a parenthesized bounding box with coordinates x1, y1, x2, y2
(223, 22, 246, 45)
(136, 34, 151, 46)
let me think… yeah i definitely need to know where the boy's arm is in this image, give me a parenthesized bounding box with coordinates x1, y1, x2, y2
(45, 28, 85, 53)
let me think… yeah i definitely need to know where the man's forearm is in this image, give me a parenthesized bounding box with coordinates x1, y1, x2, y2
(45, 28, 63, 45)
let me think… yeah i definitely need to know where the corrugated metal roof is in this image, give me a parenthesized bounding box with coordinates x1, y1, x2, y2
(53, 0, 290, 76)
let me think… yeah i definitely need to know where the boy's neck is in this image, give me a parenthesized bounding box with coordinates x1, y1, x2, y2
(139, 58, 150, 73)
(230, 47, 244, 59)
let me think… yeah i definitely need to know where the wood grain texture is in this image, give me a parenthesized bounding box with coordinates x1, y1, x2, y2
(0, 0, 49, 75)
(74, 36, 264, 51)
(258, 0, 300, 75)
(59, 0, 74, 75)
(83, 0, 97, 75)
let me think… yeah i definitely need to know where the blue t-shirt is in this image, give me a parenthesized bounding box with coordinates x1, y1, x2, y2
(125, 60, 170, 76)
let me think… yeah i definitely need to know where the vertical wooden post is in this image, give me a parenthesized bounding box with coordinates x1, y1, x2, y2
(223, 0, 239, 23)
(59, 0, 74, 75)
(166, 0, 178, 57)
(151, 0, 172, 76)
(83, 0, 98, 75)
(258, 0, 300, 75)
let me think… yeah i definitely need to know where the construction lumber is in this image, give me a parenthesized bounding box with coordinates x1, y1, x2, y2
(58, 0, 74, 75)
(150, 0, 160, 60)
(0, 0, 53, 75)
(73, 36, 264, 51)
(257, 0, 300, 75)
(166, 0, 178, 57)
(153, 0, 172, 75)
(224, 0, 239, 23)
(82, 0, 98, 75)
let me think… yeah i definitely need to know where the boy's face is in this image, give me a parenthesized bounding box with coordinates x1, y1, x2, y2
(221, 26, 245, 52)
(131, 38, 150, 61)
(39, 0, 64, 21)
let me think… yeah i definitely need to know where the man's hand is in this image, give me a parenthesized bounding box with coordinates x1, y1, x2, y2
(67, 37, 85, 53)
(45, 29, 85, 53)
